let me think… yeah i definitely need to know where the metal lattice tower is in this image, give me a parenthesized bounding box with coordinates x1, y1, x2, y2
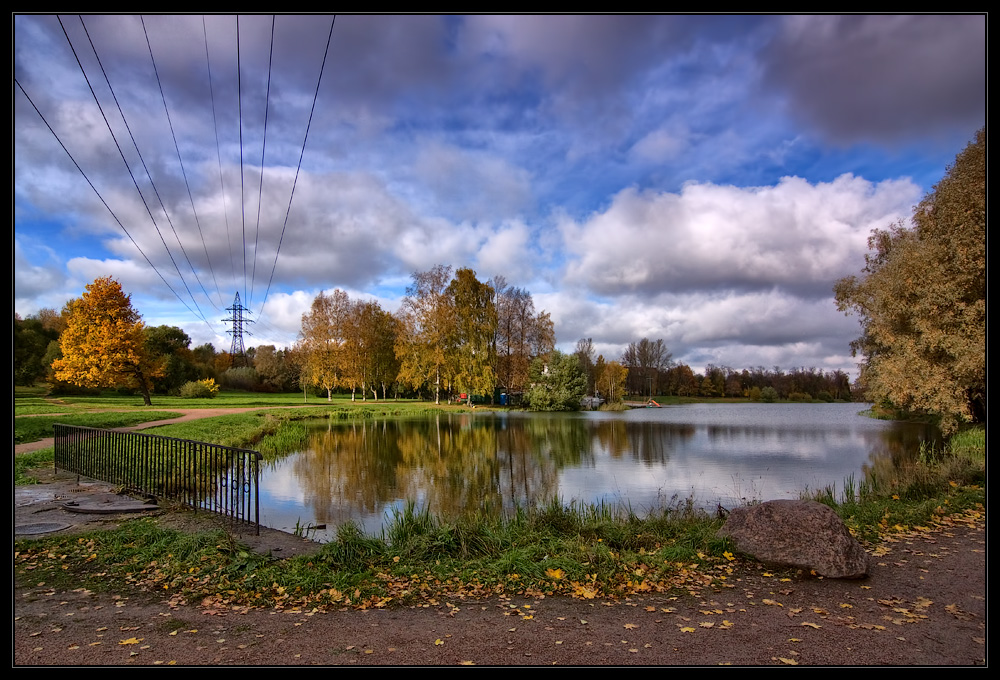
(223, 292, 253, 368)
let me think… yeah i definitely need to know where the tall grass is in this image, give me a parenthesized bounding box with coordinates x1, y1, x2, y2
(807, 425, 985, 542)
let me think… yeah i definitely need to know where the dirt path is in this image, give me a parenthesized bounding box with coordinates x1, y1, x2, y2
(14, 516, 986, 666)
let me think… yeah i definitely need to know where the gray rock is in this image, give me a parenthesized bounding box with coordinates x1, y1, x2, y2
(717, 499, 870, 578)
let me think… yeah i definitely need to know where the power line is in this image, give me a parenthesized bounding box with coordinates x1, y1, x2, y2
(258, 15, 337, 323)
(203, 15, 237, 295)
(236, 15, 248, 304)
(77, 15, 222, 315)
(54, 15, 211, 326)
(15, 78, 206, 325)
(248, 15, 276, 312)
(139, 15, 221, 312)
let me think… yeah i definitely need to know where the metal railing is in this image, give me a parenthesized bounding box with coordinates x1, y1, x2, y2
(54, 424, 261, 534)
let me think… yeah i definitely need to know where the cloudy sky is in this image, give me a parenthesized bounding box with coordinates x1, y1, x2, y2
(14, 14, 985, 376)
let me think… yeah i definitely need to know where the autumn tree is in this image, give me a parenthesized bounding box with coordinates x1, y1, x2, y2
(835, 128, 985, 433)
(300, 289, 351, 400)
(595, 356, 628, 403)
(396, 265, 455, 404)
(448, 268, 497, 404)
(51, 276, 161, 405)
(343, 299, 400, 401)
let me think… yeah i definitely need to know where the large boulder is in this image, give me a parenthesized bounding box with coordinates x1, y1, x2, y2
(717, 499, 870, 578)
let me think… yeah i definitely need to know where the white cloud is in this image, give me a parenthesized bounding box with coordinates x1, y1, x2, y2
(562, 174, 919, 296)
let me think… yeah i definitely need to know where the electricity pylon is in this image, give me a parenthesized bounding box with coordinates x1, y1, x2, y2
(223, 292, 253, 368)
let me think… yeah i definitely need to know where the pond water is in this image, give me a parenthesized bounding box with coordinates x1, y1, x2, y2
(256, 403, 941, 541)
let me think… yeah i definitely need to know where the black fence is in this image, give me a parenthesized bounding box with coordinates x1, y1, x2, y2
(54, 424, 261, 534)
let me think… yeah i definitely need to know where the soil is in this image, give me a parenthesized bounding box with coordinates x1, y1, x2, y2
(14, 410, 987, 666)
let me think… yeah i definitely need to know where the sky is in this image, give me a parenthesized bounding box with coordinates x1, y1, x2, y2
(13, 14, 986, 377)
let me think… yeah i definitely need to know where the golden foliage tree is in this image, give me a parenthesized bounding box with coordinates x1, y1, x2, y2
(448, 268, 497, 404)
(396, 265, 455, 404)
(52, 276, 161, 405)
(835, 128, 985, 433)
(300, 289, 350, 401)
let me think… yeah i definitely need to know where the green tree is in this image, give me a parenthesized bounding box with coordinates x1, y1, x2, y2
(14, 313, 60, 386)
(835, 128, 985, 433)
(145, 325, 197, 394)
(51, 276, 161, 405)
(525, 350, 587, 411)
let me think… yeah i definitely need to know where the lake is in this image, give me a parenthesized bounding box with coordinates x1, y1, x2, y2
(256, 403, 941, 541)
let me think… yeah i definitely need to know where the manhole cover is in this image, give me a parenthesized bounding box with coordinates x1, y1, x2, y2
(15, 522, 71, 536)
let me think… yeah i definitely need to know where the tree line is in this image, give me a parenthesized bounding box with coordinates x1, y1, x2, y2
(299, 266, 555, 404)
(573, 336, 854, 402)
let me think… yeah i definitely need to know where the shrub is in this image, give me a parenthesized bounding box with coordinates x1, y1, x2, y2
(760, 386, 778, 403)
(220, 367, 259, 391)
(179, 378, 220, 399)
(788, 391, 812, 402)
(816, 390, 834, 402)
(748, 386, 762, 402)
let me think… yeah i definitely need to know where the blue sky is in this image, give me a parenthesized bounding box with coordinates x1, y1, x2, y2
(14, 14, 985, 375)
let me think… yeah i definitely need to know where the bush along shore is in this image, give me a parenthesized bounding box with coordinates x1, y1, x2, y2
(15, 410, 985, 612)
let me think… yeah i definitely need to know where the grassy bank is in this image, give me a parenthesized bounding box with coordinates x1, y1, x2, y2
(14, 421, 984, 610)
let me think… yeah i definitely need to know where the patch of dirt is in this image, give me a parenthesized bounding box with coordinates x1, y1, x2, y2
(15, 466, 323, 559)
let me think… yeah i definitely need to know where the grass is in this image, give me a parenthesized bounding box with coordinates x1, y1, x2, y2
(14, 448, 54, 485)
(805, 425, 985, 543)
(14, 496, 733, 608)
(14, 411, 184, 444)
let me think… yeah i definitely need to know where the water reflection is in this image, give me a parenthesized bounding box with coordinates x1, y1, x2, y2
(258, 404, 940, 540)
